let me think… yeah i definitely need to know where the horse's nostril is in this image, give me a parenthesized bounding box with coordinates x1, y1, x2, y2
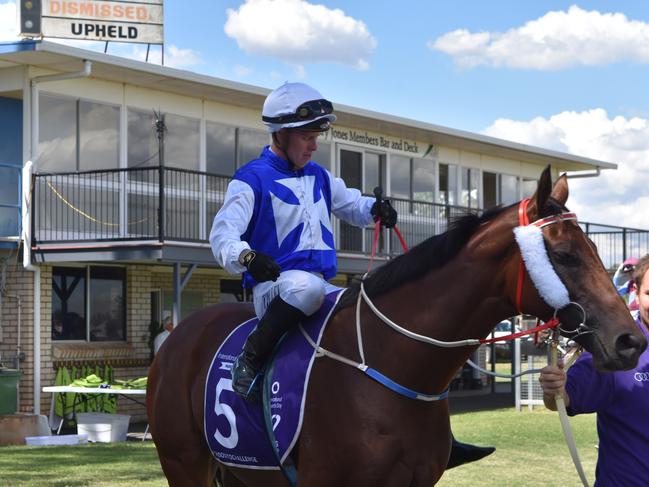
(615, 333, 647, 362)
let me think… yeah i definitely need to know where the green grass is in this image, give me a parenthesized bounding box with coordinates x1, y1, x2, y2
(0, 408, 597, 486)
(439, 408, 598, 487)
(0, 442, 166, 487)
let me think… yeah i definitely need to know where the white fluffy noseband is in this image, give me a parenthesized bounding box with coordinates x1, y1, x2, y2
(513, 225, 570, 310)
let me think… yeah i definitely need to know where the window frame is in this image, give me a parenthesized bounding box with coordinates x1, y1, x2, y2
(51, 264, 127, 343)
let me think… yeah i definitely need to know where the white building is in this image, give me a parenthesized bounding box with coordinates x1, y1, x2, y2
(0, 40, 624, 418)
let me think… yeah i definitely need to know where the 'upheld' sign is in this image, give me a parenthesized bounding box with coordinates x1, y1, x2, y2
(41, 0, 163, 44)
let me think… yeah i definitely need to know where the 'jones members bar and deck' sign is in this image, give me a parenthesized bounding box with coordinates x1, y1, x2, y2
(42, 0, 163, 44)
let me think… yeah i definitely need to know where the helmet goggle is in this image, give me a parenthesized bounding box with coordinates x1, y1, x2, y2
(623, 263, 636, 273)
(262, 99, 334, 124)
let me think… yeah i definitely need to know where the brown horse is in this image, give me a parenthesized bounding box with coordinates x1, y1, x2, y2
(147, 166, 647, 487)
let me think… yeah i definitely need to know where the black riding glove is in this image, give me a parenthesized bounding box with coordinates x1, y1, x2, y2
(370, 199, 398, 228)
(241, 250, 281, 282)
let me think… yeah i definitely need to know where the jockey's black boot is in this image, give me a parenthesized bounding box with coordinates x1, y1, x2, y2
(232, 296, 307, 402)
(446, 435, 496, 469)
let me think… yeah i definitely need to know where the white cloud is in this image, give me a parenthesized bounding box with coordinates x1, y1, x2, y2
(159, 45, 203, 69)
(234, 65, 253, 77)
(224, 0, 376, 70)
(483, 109, 649, 228)
(431, 5, 649, 70)
(0, 1, 19, 41)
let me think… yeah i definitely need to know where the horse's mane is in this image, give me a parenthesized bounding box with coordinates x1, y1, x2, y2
(337, 203, 515, 310)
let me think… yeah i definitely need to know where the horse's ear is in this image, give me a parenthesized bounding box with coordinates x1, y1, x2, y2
(550, 173, 569, 205)
(535, 165, 553, 213)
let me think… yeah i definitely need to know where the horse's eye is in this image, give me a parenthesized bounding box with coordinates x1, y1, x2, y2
(551, 250, 580, 267)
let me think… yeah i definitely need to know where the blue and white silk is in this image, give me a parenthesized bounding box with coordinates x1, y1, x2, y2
(210, 146, 374, 289)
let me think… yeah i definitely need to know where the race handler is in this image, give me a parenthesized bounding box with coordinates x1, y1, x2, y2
(210, 82, 396, 401)
(539, 253, 649, 486)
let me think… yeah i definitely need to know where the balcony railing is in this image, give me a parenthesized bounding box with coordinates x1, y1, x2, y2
(32, 167, 649, 268)
(33, 166, 229, 244)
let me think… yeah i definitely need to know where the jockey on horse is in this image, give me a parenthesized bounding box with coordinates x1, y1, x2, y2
(210, 81, 397, 401)
(209, 81, 492, 466)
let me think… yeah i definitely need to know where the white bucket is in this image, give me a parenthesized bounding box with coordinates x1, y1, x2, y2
(25, 434, 88, 446)
(76, 413, 130, 443)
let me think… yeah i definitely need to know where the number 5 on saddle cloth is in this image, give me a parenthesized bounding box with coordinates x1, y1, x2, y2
(203, 289, 343, 473)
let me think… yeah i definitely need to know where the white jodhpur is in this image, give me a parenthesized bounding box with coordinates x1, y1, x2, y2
(252, 269, 341, 318)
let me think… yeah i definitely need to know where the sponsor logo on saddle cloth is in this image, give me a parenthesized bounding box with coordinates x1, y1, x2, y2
(204, 290, 344, 469)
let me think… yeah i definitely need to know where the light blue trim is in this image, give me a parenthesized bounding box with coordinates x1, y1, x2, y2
(364, 367, 449, 402)
(0, 40, 38, 54)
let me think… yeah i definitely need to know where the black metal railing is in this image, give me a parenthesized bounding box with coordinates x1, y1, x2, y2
(580, 222, 649, 270)
(32, 167, 649, 268)
(33, 167, 230, 244)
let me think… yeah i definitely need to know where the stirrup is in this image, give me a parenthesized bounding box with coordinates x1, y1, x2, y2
(231, 355, 263, 403)
(234, 373, 262, 404)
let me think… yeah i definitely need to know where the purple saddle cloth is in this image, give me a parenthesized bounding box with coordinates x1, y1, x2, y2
(203, 289, 344, 469)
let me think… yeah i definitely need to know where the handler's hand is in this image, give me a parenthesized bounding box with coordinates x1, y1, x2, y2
(538, 364, 566, 396)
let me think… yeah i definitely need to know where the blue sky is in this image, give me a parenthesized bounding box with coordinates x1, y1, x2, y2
(2, 0, 649, 229)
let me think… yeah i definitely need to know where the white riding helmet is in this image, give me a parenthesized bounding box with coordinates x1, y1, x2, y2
(262, 82, 337, 133)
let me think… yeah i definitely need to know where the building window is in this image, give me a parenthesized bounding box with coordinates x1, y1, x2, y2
(52, 266, 126, 342)
(500, 174, 519, 205)
(0, 96, 22, 238)
(412, 158, 435, 203)
(389, 154, 410, 200)
(39, 94, 119, 172)
(312, 141, 331, 171)
(339, 148, 363, 251)
(522, 178, 537, 198)
(127, 109, 200, 171)
(460, 167, 479, 209)
(364, 152, 385, 194)
(237, 128, 269, 168)
(0, 165, 20, 237)
(483, 172, 520, 209)
(438, 163, 457, 206)
(388, 156, 435, 203)
(79, 102, 120, 171)
(127, 108, 158, 168)
(340, 148, 362, 189)
(206, 121, 236, 176)
(165, 114, 200, 171)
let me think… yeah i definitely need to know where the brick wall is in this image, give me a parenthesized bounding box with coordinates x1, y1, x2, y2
(0, 253, 35, 413)
(0, 257, 349, 423)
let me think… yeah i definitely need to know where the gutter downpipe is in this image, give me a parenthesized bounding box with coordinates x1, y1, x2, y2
(25, 60, 92, 414)
(565, 167, 601, 179)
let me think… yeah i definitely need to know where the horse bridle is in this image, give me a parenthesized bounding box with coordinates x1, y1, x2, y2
(515, 198, 594, 341)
